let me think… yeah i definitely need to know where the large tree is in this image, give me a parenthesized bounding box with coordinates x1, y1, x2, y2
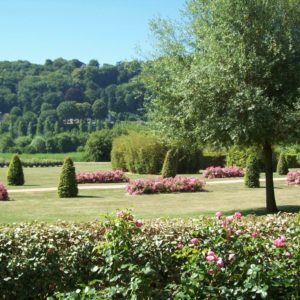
(143, 0, 300, 213)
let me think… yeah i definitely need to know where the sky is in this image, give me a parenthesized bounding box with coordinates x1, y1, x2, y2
(0, 0, 186, 65)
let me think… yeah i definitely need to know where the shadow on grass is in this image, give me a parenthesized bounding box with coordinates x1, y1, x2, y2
(76, 195, 103, 199)
(226, 205, 300, 216)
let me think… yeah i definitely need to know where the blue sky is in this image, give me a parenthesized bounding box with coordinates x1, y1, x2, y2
(0, 0, 186, 65)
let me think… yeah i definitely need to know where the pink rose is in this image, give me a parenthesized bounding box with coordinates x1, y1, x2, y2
(206, 255, 216, 262)
(135, 219, 144, 228)
(285, 252, 292, 257)
(226, 216, 234, 223)
(216, 258, 224, 268)
(215, 211, 223, 219)
(177, 243, 183, 249)
(236, 230, 243, 235)
(190, 238, 199, 245)
(234, 212, 242, 219)
(273, 237, 285, 248)
(207, 250, 215, 256)
(208, 269, 214, 274)
(251, 232, 258, 238)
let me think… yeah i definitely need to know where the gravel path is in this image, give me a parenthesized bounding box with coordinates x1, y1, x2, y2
(7, 177, 286, 193)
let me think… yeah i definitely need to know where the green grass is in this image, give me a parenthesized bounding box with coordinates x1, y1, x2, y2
(0, 152, 85, 161)
(0, 163, 299, 223)
(0, 173, 299, 223)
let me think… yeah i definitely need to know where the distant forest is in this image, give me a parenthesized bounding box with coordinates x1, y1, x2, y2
(0, 58, 146, 136)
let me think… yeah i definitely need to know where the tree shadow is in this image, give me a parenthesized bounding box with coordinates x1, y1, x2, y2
(226, 205, 300, 216)
(76, 195, 103, 199)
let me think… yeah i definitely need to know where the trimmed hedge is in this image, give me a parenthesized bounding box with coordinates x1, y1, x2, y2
(111, 133, 166, 174)
(245, 156, 260, 188)
(0, 159, 62, 168)
(161, 149, 178, 178)
(0, 214, 299, 299)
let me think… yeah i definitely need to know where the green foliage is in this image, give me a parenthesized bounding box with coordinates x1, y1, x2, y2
(245, 156, 260, 188)
(277, 152, 289, 175)
(53, 212, 300, 300)
(161, 149, 178, 178)
(227, 145, 262, 168)
(7, 154, 25, 186)
(177, 147, 203, 173)
(58, 157, 78, 198)
(84, 130, 113, 162)
(111, 132, 166, 174)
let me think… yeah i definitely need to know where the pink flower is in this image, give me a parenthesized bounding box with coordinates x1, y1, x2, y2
(273, 237, 286, 248)
(207, 250, 215, 256)
(190, 238, 199, 245)
(135, 219, 144, 228)
(177, 243, 183, 249)
(236, 230, 243, 235)
(206, 255, 216, 262)
(234, 212, 242, 219)
(208, 269, 214, 274)
(216, 258, 224, 268)
(226, 216, 234, 223)
(285, 252, 292, 257)
(251, 232, 258, 238)
(215, 211, 223, 219)
(280, 236, 286, 242)
(116, 211, 122, 218)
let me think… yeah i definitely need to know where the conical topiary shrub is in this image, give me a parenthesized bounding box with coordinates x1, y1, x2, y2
(161, 149, 178, 178)
(245, 156, 260, 188)
(7, 155, 24, 186)
(58, 157, 78, 198)
(276, 152, 289, 175)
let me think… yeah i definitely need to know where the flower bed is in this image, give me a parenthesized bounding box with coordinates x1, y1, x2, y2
(287, 171, 300, 185)
(76, 170, 129, 184)
(203, 166, 244, 179)
(126, 176, 205, 195)
(0, 183, 9, 200)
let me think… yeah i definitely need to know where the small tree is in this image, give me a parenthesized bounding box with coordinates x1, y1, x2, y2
(277, 152, 289, 175)
(161, 149, 178, 178)
(58, 157, 78, 198)
(245, 156, 260, 188)
(7, 155, 25, 186)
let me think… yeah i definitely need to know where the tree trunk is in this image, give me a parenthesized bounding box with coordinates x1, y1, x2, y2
(263, 143, 278, 213)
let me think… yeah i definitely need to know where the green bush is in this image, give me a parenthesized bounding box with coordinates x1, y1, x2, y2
(84, 130, 113, 162)
(111, 132, 166, 174)
(277, 152, 289, 175)
(177, 147, 203, 173)
(199, 152, 226, 170)
(30, 136, 47, 153)
(7, 155, 25, 186)
(53, 212, 299, 300)
(58, 157, 78, 198)
(245, 156, 260, 188)
(161, 149, 178, 178)
(226, 145, 263, 168)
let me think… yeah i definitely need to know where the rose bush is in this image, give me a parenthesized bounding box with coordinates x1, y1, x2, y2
(0, 182, 9, 200)
(76, 170, 129, 184)
(203, 166, 244, 179)
(287, 171, 300, 185)
(126, 176, 206, 195)
(0, 212, 299, 299)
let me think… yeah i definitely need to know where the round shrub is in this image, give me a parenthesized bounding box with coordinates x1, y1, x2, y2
(277, 152, 289, 175)
(244, 156, 260, 188)
(7, 155, 25, 186)
(0, 183, 9, 200)
(58, 157, 78, 198)
(85, 130, 113, 162)
(161, 149, 178, 178)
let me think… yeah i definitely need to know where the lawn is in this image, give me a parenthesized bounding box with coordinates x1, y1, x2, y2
(0, 165, 299, 223)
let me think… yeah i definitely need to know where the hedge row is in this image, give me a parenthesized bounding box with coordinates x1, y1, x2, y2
(0, 213, 299, 299)
(0, 159, 62, 168)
